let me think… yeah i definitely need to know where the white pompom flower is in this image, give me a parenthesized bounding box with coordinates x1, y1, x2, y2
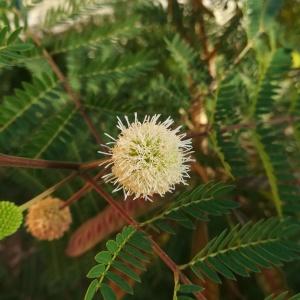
(99, 114, 193, 201)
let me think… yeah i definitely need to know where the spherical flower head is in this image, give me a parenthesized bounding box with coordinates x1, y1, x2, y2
(26, 196, 72, 241)
(0, 201, 23, 240)
(100, 114, 193, 200)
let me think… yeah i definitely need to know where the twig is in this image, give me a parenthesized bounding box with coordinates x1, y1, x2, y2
(173, 271, 180, 300)
(232, 40, 254, 67)
(60, 170, 105, 209)
(29, 32, 103, 146)
(82, 174, 207, 300)
(0, 153, 80, 170)
(80, 158, 109, 170)
(20, 172, 77, 211)
(0, 153, 108, 171)
(193, 0, 209, 58)
(191, 161, 209, 182)
(192, 0, 215, 78)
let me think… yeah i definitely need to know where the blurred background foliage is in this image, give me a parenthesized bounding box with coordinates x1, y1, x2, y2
(1, 0, 300, 299)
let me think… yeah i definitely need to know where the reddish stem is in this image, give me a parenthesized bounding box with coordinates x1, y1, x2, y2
(0, 153, 107, 171)
(60, 170, 105, 209)
(29, 33, 103, 146)
(0, 153, 80, 170)
(82, 174, 207, 300)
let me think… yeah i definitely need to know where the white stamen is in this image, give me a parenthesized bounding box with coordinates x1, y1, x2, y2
(104, 133, 117, 141)
(97, 150, 111, 155)
(100, 114, 193, 200)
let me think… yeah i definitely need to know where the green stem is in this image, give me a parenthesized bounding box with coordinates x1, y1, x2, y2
(251, 133, 283, 218)
(19, 172, 77, 211)
(180, 237, 278, 270)
(173, 272, 180, 300)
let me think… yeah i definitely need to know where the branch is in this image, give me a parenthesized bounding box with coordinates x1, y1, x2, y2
(28, 32, 103, 146)
(20, 172, 77, 210)
(80, 158, 109, 170)
(60, 170, 105, 209)
(82, 174, 207, 300)
(0, 153, 80, 170)
(192, 0, 215, 78)
(0, 153, 108, 171)
(193, 0, 209, 58)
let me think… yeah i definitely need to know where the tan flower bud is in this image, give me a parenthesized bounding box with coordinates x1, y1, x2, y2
(26, 196, 72, 241)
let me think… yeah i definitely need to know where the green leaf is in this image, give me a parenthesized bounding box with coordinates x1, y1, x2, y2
(165, 34, 197, 77)
(118, 252, 146, 271)
(245, 0, 284, 39)
(0, 74, 59, 135)
(84, 279, 98, 300)
(100, 283, 117, 300)
(211, 75, 248, 178)
(87, 264, 105, 279)
(183, 219, 300, 283)
(124, 244, 150, 262)
(252, 49, 291, 118)
(0, 27, 8, 42)
(129, 231, 152, 253)
(95, 251, 112, 264)
(252, 132, 282, 216)
(143, 182, 237, 230)
(193, 262, 222, 284)
(7, 28, 22, 44)
(178, 296, 194, 300)
(0, 27, 33, 66)
(219, 253, 249, 277)
(51, 17, 140, 54)
(206, 257, 236, 280)
(179, 284, 204, 294)
(112, 261, 141, 282)
(85, 226, 151, 299)
(20, 106, 77, 158)
(76, 52, 156, 82)
(106, 271, 134, 294)
(106, 240, 119, 253)
(265, 292, 300, 300)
